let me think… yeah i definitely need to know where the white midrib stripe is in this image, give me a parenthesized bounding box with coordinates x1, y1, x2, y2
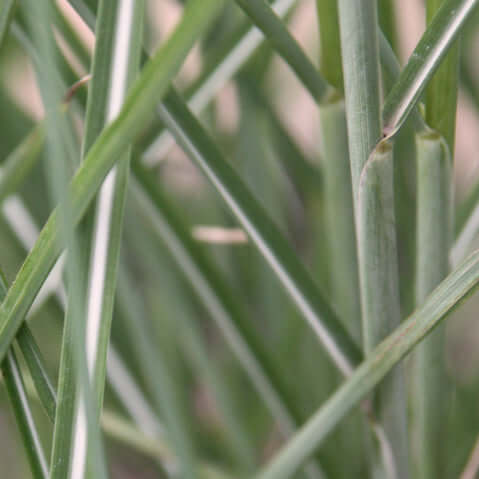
(0, 149, 165, 473)
(71, 2, 135, 479)
(86, 0, 134, 382)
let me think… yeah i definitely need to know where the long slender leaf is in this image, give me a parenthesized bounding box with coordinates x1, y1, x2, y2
(22, 0, 109, 476)
(0, 0, 225, 365)
(316, 0, 343, 91)
(0, 273, 48, 479)
(65, 2, 144, 479)
(425, 0, 461, 150)
(382, 0, 478, 138)
(257, 250, 479, 479)
(338, 1, 408, 474)
(130, 165, 327, 477)
(2, 349, 48, 479)
(0, 126, 181, 477)
(131, 162, 308, 436)
(316, 1, 360, 343)
(232, 0, 332, 102)
(337, 0, 382, 196)
(115, 265, 200, 478)
(141, 0, 297, 164)
(16, 325, 57, 423)
(0, 155, 169, 450)
(358, 142, 409, 476)
(318, 100, 360, 342)
(141, 5, 411, 167)
(8, 7, 172, 457)
(0, 124, 45, 204)
(410, 2, 459, 475)
(155, 88, 361, 375)
(412, 131, 452, 479)
(83, 0, 143, 413)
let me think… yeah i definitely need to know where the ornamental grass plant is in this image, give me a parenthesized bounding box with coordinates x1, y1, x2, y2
(0, 0, 479, 478)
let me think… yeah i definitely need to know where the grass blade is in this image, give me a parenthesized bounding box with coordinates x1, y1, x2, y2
(412, 132, 452, 478)
(16, 325, 57, 423)
(357, 143, 409, 476)
(0, 158, 165, 450)
(0, 128, 180, 476)
(316, 0, 343, 91)
(319, 100, 360, 342)
(382, 0, 477, 138)
(131, 162, 308, 436)
(130, 166, 326, 477)
(338, 0, 408, 474)
(83, 0, 143, 413)
(21, 0, 109, 476)
(66, 0, 300, 165)
(66, 1, 361, 375)
(337, 0, 382, 196)
(64, 2, 144, 478)
(0, 273, 48, 479)
(410, 2, 459, 474)
(412, 2, 459, 472)
(155, 88, 361, 375)
(316, 1, 360, 342)
(115, 266, 200, 478)
(232, 0, 333, 102)
(2, 349, 49, 479)
(0, 124, 45, 204)
(0, 0, 224, 365)
(257, 250, 479, 479)
(425, 0, 460, 150)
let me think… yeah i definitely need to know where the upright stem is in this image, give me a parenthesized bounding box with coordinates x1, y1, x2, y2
(319, 99, 361, 344)
(316, 4, 365, 477)
(357, 143, 409, 477)
(412, 2, 458, 477)
(337, 1, 408, 476)
(316, 0, 360, 344)
(413, 132, 452, 479)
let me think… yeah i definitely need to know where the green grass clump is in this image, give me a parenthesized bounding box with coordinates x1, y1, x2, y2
(0, 0, 479, 477)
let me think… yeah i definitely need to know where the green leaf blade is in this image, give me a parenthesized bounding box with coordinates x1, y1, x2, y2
(258, 250, 479, 479)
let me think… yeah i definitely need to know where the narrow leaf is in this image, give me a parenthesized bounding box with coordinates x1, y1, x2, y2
(412, 131, 452, 478)
(232, 0, 332, 102)
(0, 0, 224, 365)
(382, 0, 477, 138)
(338, 1, 408, 473)
(0, 124, 45, 204)
(17, 325, 57, 423)
(141, 0, 298, 163)
(0, 274, 48, 479)
(257, 250, 479, 479)
(425, 0, 460, 150)
(156, 88, 361, 376)
(2, 349, 49, 479)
